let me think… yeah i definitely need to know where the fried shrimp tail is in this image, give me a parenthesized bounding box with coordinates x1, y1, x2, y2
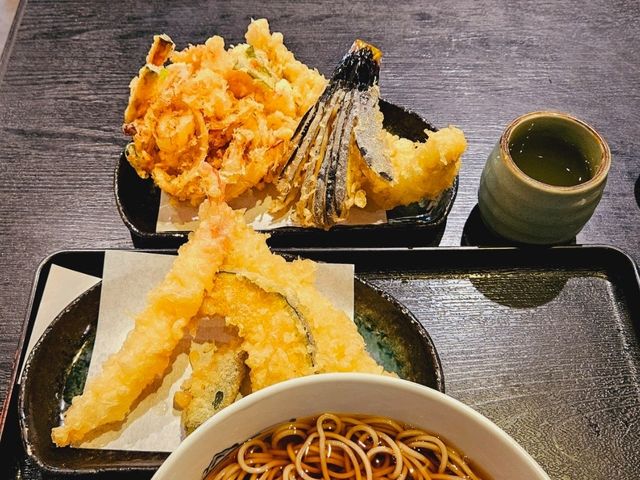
(51, 201, 236, 447)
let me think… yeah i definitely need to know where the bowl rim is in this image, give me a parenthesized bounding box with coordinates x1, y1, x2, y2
(153, 372, 550, 480)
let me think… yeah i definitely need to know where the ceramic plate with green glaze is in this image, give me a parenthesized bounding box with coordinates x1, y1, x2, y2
(19, 278, 443, 475)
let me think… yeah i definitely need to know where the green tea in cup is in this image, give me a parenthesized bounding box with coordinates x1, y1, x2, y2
(478, 111, 610, 244)
(508, 122, 593, 187)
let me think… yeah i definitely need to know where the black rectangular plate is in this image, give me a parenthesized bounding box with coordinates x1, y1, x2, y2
(2, 246, 639, 479)
(115, 99, 458, 249)
(115, 153, 458, 249)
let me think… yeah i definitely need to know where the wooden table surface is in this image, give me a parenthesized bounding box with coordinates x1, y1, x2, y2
(0, 0, 639, 477)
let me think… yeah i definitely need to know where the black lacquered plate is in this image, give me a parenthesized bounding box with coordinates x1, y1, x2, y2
(115, 100, 458, 249)
(17, 250, 443, 476)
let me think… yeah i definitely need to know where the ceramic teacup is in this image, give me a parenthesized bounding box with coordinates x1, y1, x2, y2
(478, 111, 610, 244)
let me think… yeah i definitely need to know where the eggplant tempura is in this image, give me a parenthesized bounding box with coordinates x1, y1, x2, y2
(270, 40, 466, 228)
(52, 201, 385, 446)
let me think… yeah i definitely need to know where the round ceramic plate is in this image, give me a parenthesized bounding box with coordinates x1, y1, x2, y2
(19, 276, 443, 475)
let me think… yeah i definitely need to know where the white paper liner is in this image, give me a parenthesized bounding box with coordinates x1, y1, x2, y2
(77, 250, 355, 451)
(156, 188, 388, 233)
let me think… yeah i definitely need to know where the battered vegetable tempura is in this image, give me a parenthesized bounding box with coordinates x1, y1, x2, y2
(202, 274, 316, 391)
(51, 201, 235, 447)
(52, 201, 385, 446)
(269, 39, 467, 228)
(123, 20, 466, 230)
(123, 19, 326, 204)
(175, 339, 247, 435)
(220, 212, 384, 376)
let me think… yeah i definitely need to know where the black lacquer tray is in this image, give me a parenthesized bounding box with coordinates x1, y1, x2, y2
(115, 100, 458, 249)
(2, 246, 639, 479)
(4, 249, 443, 478)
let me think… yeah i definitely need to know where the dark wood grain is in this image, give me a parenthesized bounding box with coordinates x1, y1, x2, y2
(371, 272, 640, 479)
(0, 0, 639, 477)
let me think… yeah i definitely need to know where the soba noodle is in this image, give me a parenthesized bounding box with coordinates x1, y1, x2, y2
(206, 414, 484, 480)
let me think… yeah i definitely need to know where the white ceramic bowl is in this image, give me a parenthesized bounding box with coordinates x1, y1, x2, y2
(152, 373, 550, 480)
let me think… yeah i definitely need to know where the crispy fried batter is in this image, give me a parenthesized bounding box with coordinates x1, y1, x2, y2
(123, 34, 175, 125)
(363, 127, 466, 209)
(124, 22, 466, 224)
(123, 19, 327, 204)
(52, 199, 386, 445)
(237, 270, 383, 375)
(221, 213, 384, 376)
(267, 39, 466, 228)
(201, 273, 316, 391)
(175, 340, 247, 436)
(51, 201, 236, 447)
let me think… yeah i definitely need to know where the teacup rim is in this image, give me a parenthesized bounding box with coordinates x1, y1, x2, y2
(500, 110, 611, 193)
